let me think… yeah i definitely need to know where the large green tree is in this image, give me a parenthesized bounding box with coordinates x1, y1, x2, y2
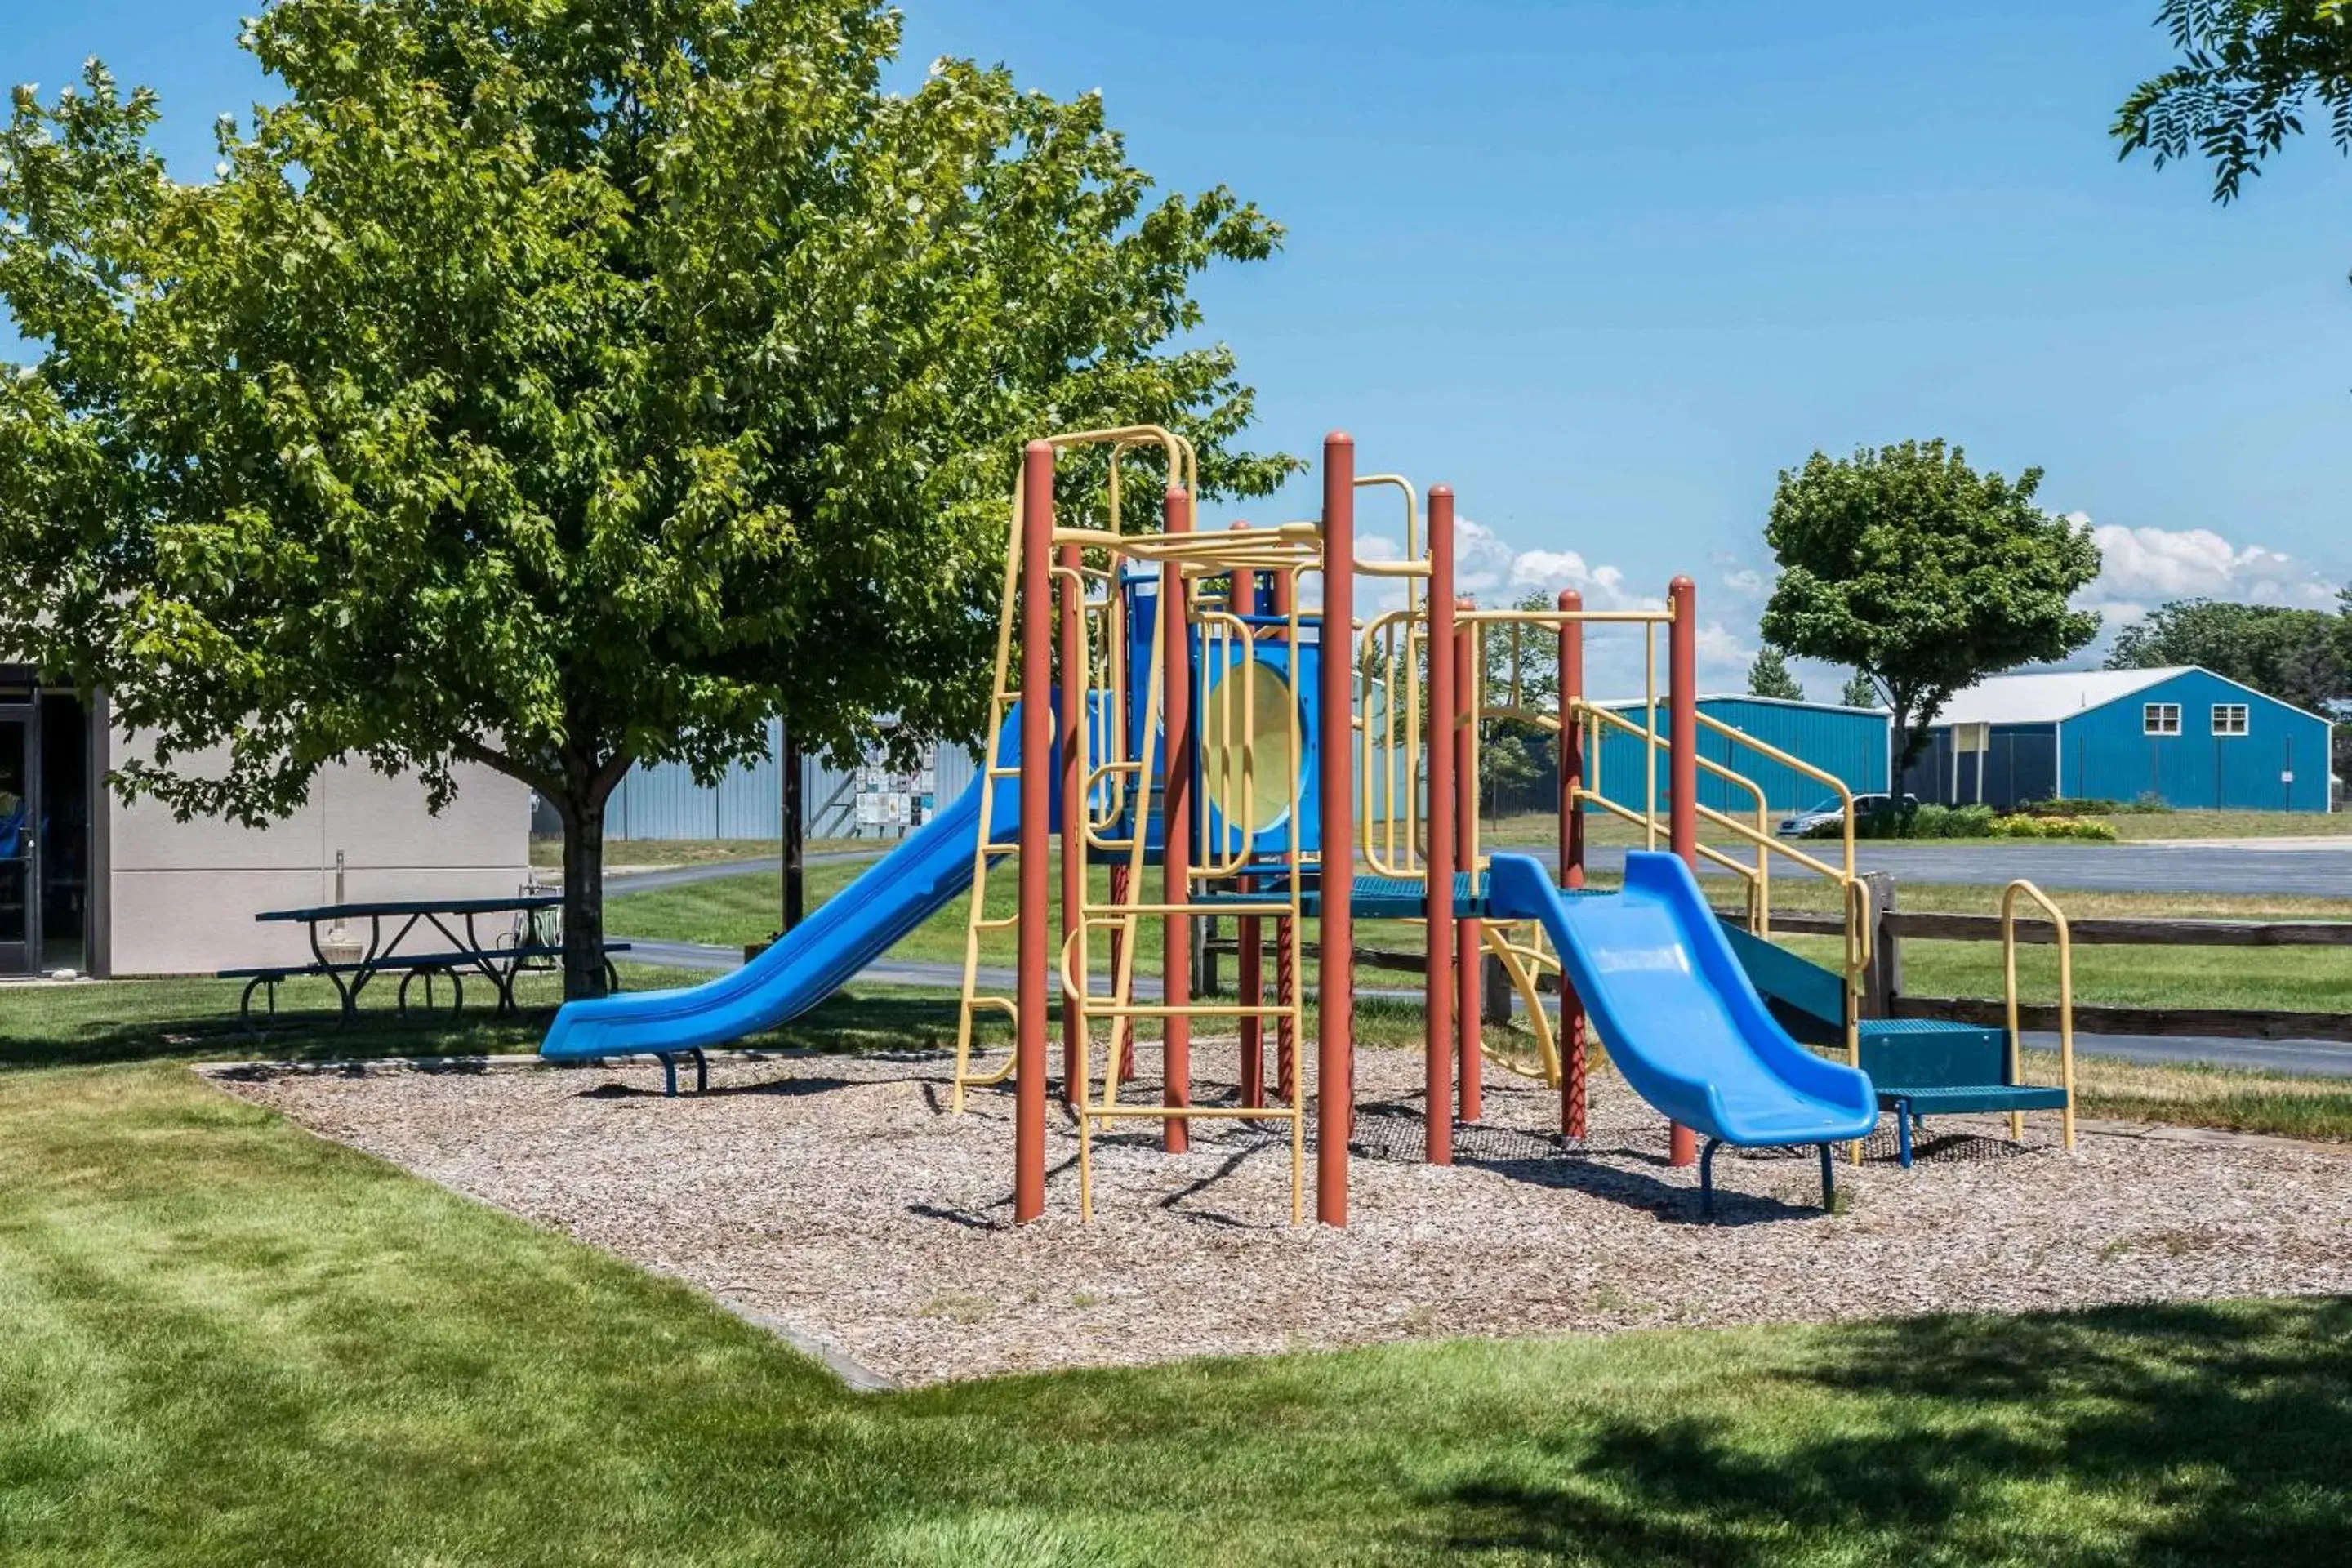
(0, 0, 1292, 996)
(1761, 441, 2103, 771)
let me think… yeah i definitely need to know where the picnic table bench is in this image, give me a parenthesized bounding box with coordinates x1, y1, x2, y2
(225, 894, 629, 1032)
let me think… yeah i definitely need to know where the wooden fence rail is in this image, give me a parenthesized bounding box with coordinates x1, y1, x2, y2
(1199, 884, 2352, 1045)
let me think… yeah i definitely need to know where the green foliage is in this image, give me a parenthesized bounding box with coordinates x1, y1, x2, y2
(1761, 440, 2103, 771)
(2024, 794, 2176, 816)
(1746, 643, 1806, 701)
(2114, 2, 2352, 203)
(1806, 801, 2115, 840)
(1986, 812, 2121, 841)
(0, 3, 1291, 996)
(2108, 597, 2350, 715)
(1838, 669, 1880, 710)
(1477, 588, 1560, 817)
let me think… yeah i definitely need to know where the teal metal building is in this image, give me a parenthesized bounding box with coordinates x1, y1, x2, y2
(1902, 666, 2333, 813)
(1584, 695, 1891, 817)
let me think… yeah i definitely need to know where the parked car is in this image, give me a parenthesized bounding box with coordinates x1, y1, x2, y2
(1775, 792, 1914, 837)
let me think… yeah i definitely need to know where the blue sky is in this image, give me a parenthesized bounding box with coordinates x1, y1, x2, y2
(8, 1, 2350, 693)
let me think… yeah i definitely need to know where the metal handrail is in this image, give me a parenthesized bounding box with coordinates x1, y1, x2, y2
(2002, 880, 2078, 1152)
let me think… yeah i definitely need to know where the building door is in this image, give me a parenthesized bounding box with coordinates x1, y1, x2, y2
(0, 712, 33, 975)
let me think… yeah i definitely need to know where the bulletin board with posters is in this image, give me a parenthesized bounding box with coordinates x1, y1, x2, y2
(851, 744, 938, 839)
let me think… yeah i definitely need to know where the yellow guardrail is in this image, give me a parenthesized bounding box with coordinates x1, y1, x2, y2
(2002, 880, 2078, 1152)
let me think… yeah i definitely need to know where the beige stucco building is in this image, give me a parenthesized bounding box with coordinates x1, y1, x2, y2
(2, 675, 531, 978)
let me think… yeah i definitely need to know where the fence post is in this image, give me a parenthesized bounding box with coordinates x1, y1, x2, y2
(1481, 949, 1512, 1027)
(1862, 871, 1900, 1018)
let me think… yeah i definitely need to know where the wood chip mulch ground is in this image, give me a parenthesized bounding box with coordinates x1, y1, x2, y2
(207, 1041, 2352, 1388)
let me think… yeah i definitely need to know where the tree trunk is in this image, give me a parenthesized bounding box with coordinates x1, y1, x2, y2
(559, 794, 610, 1001)
(1891, 698, 1927, 778)
(780, 720, 804, 933)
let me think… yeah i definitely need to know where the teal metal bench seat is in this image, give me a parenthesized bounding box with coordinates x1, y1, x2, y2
(1856, 1018, 2067, 1167)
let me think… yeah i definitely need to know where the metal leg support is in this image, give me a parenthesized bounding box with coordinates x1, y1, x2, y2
(692, 1049, 709, 1094)
(1698, 1137, 1722, 1221)
(1818, 1143, 1837, 1212)
(658, 1054, 678, 1098)
(1895, 1097, 1913, 1169)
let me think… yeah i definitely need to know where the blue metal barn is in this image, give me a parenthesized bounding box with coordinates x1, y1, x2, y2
(1585, 695, 1892, 816)
(1900, 666, 2334, 813)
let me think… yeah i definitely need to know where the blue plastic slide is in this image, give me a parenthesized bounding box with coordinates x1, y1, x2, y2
(1484, 849, 1878, 1214)
(541, 756, 1012, 1078)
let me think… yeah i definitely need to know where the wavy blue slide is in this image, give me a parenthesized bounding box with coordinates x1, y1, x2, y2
(541, 749, 1014, 1085)
(1485, 849, 1878, 1215)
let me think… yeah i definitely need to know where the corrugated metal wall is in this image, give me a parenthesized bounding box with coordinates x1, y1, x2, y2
(1584, 697, 1891, 815)
(1902, 724, 2059, 810)
(2056, 670, 2331, 812)
(600, 721, 982, 840)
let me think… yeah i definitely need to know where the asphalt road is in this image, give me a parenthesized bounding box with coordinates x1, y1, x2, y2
(614, 938, 2352, 1081)
(603, 838, 2352, 900)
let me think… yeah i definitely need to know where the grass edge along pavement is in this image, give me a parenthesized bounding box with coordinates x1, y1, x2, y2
(0, 1062, 2349, 1565)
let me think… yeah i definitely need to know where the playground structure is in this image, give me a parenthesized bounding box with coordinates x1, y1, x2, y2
(937, 425, 2068, 1226)
(542, 422, 2079, 1226)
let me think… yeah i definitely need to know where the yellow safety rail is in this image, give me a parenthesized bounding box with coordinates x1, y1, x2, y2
(2001, 880, 2078, 1152)
(1444, 604, 1882, 1114)
(1357, 608, 1430, 877)
(1063, 523, 1315, 1223)
(953, 425, 1198, 1108)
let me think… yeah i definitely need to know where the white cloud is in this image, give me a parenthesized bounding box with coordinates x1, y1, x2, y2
(2071, 515, 2340, 627)
(1287, 514, 1759, 695)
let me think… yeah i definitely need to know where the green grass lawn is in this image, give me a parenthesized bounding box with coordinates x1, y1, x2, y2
(1, 1061, 2348, 1566)
(609, 852, 1179, 969)
(607, 857, 2350, 1025)
(1777, 932, 2351, 1017)
(531, 835, 878, 871)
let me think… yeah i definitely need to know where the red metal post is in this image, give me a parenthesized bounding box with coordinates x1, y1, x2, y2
(1015, 441, 1054, 1222)
(1316, 432, 1356, 1226)
(1269, 564, 1298, 1102)
(1161, 483, 1194, 1152)
(1453, 595, 1482, 1126)
(1232, 523, 1264, 1109)
(1423, 488, 1457, 1165)
(1557, 588, 1588, 1140)
(1666, 573, 1699, 1168)
(1058, 537, 1085, 1107)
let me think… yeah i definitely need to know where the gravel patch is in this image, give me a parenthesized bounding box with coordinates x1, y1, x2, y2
(207, 1041, 2352, 1387)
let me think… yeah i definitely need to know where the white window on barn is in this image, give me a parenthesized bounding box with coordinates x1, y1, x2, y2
(2143, 702, 2181, 736)
(2212, 703, 2249, 737)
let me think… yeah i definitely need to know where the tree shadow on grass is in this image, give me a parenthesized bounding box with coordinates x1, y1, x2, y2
(1425, 1298, 2352, 1566)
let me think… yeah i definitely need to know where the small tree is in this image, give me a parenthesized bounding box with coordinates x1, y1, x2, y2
(0, 2, 1293, 998)
(1478, 590, 1561, 823)
(1761, 440, 2101, 771)
(1839, 670, 1881, 710)
(1746, 644, 1805, 702)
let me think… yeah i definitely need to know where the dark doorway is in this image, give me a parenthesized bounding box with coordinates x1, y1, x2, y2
(0, 697, 28, 974)
(38, 693, 91, 973)
(0, 679, 94, 978)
